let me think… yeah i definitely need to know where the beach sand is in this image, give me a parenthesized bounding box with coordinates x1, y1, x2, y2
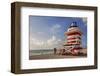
(29, 54, 87, 60)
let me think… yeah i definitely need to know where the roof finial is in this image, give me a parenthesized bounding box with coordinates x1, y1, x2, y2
(70, 22, 78, 28)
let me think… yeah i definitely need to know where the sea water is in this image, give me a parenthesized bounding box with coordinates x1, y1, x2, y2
(30, 49, 54, 56)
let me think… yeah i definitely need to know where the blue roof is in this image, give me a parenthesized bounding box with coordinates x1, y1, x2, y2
(69, 22, 78, 28)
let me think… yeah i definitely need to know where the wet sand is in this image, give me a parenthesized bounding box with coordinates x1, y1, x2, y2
(29, 54, 87, 60)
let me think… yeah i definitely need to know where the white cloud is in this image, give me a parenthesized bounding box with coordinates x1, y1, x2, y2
(37, 31, 44, 35)
(47, 36, 56, 45)
(30, 35, 63, 50)
(50, 24, 61, 34)
(82, 18, 87, 26)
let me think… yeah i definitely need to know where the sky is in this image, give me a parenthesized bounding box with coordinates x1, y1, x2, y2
(29, 15, 87, 50)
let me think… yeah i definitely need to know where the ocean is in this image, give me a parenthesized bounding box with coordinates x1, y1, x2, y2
(29, 49, 54, 56)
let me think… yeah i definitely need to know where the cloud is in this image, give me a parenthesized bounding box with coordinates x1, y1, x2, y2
(50, 24, 61, 34)
(37, 31, 44, 35)
(47, 36, 61, 46)
(82, 18, 87, 26)
(30, 35, 63, 50)
(47, 36, 56, 45)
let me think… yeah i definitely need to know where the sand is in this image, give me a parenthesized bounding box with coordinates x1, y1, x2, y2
(29, 54, 87, 60)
